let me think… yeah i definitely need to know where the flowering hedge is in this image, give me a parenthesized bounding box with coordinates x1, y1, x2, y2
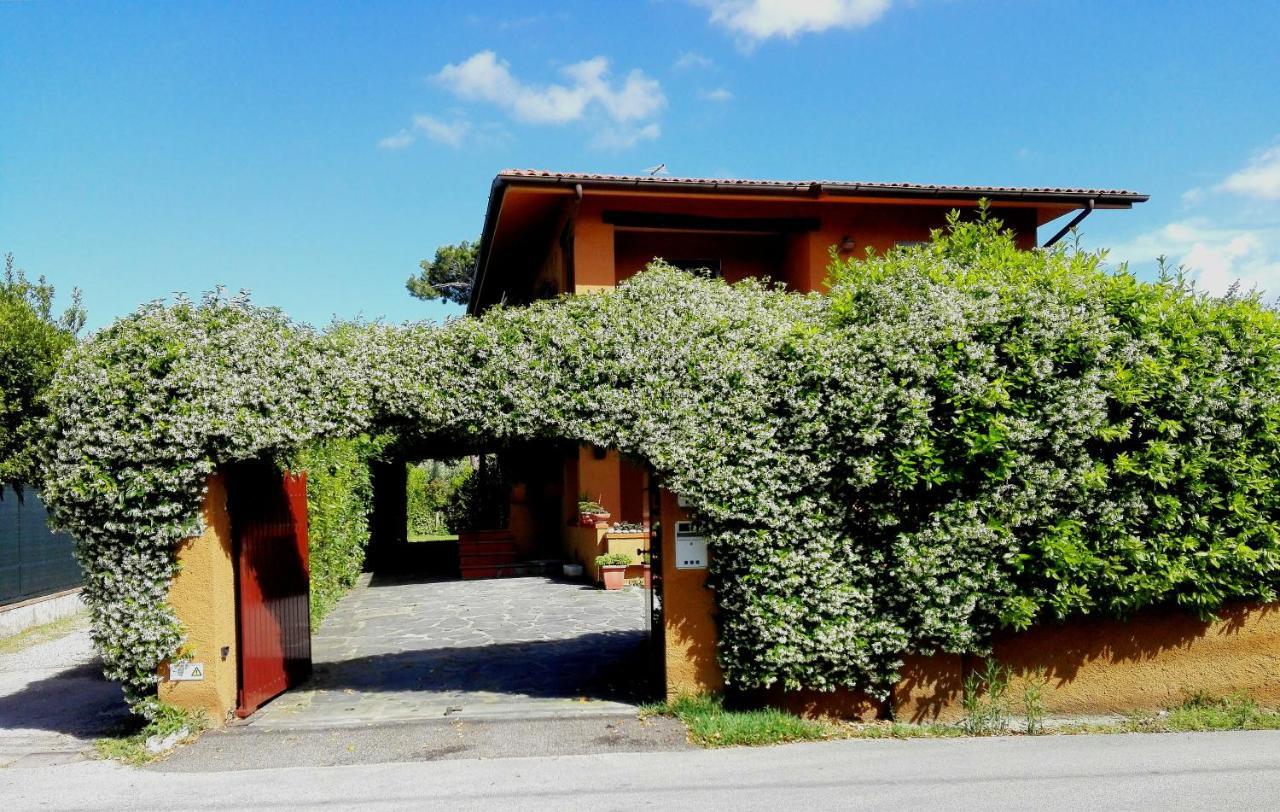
(41, 216, 1280, 716)
(292, 436, 382, 623)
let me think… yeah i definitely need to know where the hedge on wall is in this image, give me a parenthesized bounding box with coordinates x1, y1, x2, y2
(41, 214, 1280, 717)
(292, 435, 381, 623)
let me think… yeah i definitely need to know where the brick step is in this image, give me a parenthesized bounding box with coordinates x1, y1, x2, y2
(457, 531, 516, 543)
(459, 551, 521, 568)
(460, 563, 534, 580)
(457, 541, 517, 556)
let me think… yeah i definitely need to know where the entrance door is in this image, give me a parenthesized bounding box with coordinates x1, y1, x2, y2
(228, 463, 312, 717)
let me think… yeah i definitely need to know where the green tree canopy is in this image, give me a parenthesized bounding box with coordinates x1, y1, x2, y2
(406, 239, 479, 306)
(0, 253, 84, 489)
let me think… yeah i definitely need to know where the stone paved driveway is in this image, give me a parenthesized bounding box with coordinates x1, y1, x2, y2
(244, 574, 652, 730)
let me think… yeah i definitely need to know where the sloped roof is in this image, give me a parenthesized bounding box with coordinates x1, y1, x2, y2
(496, 168, 1148, 206)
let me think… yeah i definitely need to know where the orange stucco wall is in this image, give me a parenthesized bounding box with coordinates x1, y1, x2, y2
(576, 446, 622, 517)
(659, 489, 723, 697)
(159, 473, 239, 724)
(572, 205, 615, 292)
(897, 603, 1280, 722)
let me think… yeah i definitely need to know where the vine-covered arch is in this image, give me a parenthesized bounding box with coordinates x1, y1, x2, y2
(42, 217, 1280, 717)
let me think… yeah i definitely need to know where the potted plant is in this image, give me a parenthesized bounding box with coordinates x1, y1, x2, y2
(577, 495, 611, 527)
(595, 552, 631, 590)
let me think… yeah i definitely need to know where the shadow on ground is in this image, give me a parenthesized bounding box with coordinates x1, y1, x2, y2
(0, 659, 130, 739)
(303, 629, 656, 705)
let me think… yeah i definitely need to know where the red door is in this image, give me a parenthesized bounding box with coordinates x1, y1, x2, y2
(228, 463, 312, 717)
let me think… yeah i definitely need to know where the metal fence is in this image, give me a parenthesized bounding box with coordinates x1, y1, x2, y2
(0, 485, 83, 606)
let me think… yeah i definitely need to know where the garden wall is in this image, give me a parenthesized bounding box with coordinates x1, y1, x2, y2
(681, 593, 1280, 721)
(895, 602, 1280, 722)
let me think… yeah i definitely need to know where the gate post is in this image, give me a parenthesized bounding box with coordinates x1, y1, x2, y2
(158, 473, 239, 724)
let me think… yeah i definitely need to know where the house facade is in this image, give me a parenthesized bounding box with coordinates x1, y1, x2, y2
(467, 169, 1149, 696)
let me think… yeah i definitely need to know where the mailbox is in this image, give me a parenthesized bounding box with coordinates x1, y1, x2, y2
(674, 521, 708, 570)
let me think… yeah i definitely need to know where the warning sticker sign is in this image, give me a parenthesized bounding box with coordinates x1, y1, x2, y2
(168, 660, 206, 681)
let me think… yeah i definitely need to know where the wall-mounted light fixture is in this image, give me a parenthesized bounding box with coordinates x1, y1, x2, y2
(839, 235, 856, 253)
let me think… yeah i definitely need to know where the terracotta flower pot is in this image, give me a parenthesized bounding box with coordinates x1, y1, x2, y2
(600, 565, 627, 590)
(579, 511, 611, 527)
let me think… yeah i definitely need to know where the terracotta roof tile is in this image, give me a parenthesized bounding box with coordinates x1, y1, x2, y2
(497, 168, 1147, 202)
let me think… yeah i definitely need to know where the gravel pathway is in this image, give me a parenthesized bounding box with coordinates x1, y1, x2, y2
(0, 616, 130, 767)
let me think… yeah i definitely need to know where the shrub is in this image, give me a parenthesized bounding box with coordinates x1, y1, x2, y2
(595, 552, 631, 567)
(442, 455, 507, 532)
(41, 212, 1280, 716)
(292, 436, 381, 623)
(406, 458, 471, 538)
(0, 254, 83, 490)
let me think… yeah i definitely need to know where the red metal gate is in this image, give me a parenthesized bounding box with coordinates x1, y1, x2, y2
(228, 463, 312, 717)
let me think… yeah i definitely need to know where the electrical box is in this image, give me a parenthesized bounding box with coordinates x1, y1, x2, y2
(674, 521, 708, 570)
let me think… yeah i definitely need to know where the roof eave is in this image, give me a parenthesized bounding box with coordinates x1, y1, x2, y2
(492, 171, 1149, 208)
(467, 175, 510, 317)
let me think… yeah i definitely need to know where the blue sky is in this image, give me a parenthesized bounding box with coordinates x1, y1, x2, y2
(2, 1, 1279, 331)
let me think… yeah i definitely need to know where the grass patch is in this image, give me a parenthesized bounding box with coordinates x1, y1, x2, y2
(1162, 693, 1280, 732)
(94, 704, 206, 765)
(647, 691, 1280, 749)
(408, 533, 458, 543)
(0, 611, 86, 654)
(642, 694, 833, 747)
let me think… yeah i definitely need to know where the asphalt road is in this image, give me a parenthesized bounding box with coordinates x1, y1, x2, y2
(5, 729, 1280, 810)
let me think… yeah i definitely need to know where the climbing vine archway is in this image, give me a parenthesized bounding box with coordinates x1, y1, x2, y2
(42, 218, 1280, 718)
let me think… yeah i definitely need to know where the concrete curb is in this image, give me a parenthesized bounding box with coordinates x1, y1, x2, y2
(0, 588, 85, 637)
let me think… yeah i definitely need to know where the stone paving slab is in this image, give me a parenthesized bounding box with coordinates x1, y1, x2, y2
(243, 574, 653, 732)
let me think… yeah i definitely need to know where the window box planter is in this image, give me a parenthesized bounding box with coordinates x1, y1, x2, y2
(578, 511, 611, 527)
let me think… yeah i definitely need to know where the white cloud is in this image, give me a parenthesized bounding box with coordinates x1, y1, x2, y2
(1109, 218, 1280, 298)
(694, 0, 893, 43)
(411, 114, 469, 147)
(435, 50, 665, 126)
(1107, 140, 1280, 298)
(674, 51, 714, 70)
(592, 122, 662, 151)
(1217, 145, 1280, 201)
(377, 130, 414, 150)
(701, 87, 733, 102)
(377, 114, 470, 150)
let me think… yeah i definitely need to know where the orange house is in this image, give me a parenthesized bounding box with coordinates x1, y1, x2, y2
(468, 169, 1147, 697)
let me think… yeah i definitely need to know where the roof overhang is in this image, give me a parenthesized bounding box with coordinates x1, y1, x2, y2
(469, 170, 1149, 314)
